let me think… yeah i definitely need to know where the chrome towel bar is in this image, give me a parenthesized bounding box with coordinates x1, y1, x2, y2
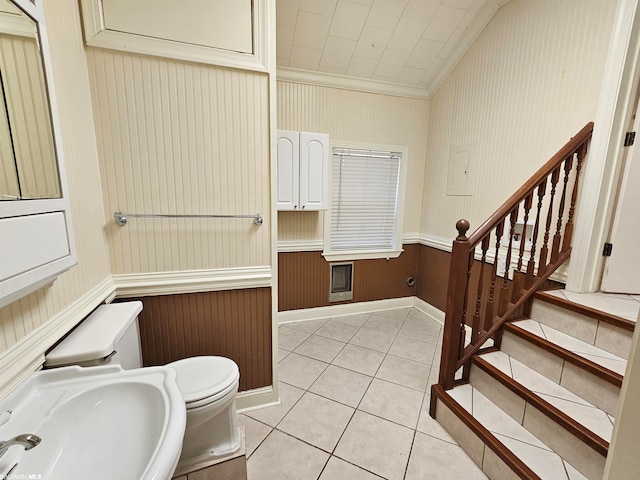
(113, 211, 263, 227)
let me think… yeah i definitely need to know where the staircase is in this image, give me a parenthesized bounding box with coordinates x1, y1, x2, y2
(427, 123, 639, 478)
(431, 290, 635, 479)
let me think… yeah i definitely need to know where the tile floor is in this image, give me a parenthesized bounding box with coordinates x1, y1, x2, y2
(545, 289, 640, 322)
(240, 308, 488, 480)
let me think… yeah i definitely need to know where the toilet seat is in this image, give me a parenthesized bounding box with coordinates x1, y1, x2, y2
(168, 356, 239, 409)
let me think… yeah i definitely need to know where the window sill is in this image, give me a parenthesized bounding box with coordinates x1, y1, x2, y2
(321, 249, 404, 262)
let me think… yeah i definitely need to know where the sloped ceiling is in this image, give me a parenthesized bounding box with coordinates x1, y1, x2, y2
(276, 0, 510, 97)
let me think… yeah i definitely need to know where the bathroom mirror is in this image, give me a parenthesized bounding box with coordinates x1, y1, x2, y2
(0, 0, 61, 201)
(0, 0, 76, 309)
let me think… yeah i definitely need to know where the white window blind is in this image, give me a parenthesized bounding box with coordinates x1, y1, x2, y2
(330, 148, 401, 252)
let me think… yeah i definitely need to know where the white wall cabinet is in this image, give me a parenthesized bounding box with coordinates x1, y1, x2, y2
(277, 130, 329, 211)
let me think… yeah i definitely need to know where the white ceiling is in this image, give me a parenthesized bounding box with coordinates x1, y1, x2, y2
(276, 0, 506, 94)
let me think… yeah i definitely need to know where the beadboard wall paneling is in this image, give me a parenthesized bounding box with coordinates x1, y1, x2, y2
(277, 81, 429, 243)
(278, 244, 417, 311)
(0, 0, 111, 354)
(87, 50, 271, 274)
(416, 245, 450, 312)
(421, 0, 616, 240)
(128, 288, 272, 392)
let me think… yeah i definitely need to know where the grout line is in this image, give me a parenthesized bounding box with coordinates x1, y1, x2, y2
(267, 307, 449, 479)
(402, 430, 418, 480)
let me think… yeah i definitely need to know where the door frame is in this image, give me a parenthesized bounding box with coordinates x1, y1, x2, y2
(567, 0, 640, 292)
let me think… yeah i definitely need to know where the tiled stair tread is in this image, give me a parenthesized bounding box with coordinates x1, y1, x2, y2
(512, 319, 627, 376)
(478, 350, 614, 443)
(448, 384, 588, 480)
(536, 290, 637, 328)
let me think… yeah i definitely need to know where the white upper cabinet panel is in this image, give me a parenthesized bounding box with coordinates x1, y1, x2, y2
(80, 0, 269, 72)
(276, 130, 299, 210)
(300, 132, 329, 210)
(276, 130, 328, 211)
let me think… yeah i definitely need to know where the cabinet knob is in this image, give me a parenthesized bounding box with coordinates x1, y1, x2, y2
(302, 205, 305, 209)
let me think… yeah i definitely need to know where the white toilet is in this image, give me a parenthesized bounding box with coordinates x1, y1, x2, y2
(44, 301, 241, 467)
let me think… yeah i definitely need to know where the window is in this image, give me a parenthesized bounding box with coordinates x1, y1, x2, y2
(323, 145, 406, 261)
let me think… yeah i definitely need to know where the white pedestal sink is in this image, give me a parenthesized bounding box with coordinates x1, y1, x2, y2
(0, 365, 186, 480)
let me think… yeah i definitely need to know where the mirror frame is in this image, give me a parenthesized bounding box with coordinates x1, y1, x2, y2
(0, 0, 77, 308)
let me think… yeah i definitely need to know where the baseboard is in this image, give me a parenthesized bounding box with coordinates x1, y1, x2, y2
(0, 276, 116, 399)
(413, 297, 445, 325)
(278, 297, 415, 324)
(112, 266, 272, 298)
(236, 385, 277, 413)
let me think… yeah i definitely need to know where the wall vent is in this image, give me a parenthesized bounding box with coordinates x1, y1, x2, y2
(329, 262, 353, 302)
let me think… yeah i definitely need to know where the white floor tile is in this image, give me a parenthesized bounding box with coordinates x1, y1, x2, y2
(359, 378, 423, 428)
(471, 387, 549, 450)
(561, 290, 639, 320)
(247, 429, 329, 480)
(315, 320, 360, 342)
(362, 314, 405, 336)
(388, 335, 437, 365)
(319, 457, 383, 480)
(245, 382, 305, 427)
(405, 432, 488, 480)
(331, 313, 371, 327)
(564, 461, 589, 480)
(283, 318, 328, 334)
(309, 365, 373, 408)
(278, 348, 290, 363)
(332, 344, 385, 376)
(278, 327, 311, 351)
(375, 354, 430, 391)
(349, 327, 395, 353)
(495, 433, 569, 480)
(335, 411, 414, 480)
(537, 393, 613, 442)
(416, 396, 456, 444)
(278, 352, 328, 390)
(294, 334, 346, 363)
(278, 392, 354, 452)
(237, 414, 272, 457)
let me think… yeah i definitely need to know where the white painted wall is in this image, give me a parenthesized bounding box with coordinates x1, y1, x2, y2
(421, 0, 616, 241)
(0, 0, 110, 353)
(277, 80, 429, 245)
(86, 50, 272, 273)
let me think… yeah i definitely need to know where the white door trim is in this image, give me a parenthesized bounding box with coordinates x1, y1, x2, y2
(567, 0, 640, 292)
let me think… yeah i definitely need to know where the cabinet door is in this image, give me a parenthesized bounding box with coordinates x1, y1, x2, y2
(299, 132, 329, 210)
(276, 130, 300, 210)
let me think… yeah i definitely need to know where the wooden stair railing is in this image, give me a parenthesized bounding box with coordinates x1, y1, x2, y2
(438, 122, 594, 390)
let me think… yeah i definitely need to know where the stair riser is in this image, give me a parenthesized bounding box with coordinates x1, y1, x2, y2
(469, 365, 606, 480)
(434, 397, 524, 480)
(501, 331, 620, 416)
(530, 300, 632, 359)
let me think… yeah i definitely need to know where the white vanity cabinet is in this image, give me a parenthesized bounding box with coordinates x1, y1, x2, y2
(0, 0, 76, 308)
(277, 130, 329, 211)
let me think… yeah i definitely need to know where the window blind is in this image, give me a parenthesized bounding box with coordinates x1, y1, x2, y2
(330, 148, 401, 252)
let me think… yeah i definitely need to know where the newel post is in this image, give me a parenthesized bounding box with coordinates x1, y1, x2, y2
(438, 219, 472, 390)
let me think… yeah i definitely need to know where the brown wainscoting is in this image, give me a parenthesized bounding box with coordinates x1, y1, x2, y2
(119, 288, 272, 392)
(278, 244, 418, 311)
(415, 245, 450, 312)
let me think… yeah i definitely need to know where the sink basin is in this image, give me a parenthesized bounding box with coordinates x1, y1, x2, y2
(0, 365, 186, 480)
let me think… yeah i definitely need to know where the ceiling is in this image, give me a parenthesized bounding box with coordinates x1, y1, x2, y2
(276, 0, 507, 95)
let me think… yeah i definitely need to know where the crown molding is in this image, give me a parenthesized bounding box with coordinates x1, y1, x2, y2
(277, 67, 430, 100)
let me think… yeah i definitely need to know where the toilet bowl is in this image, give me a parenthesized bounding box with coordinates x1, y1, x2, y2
(44, 301, 241, 467)
(169, 356, 241, 462)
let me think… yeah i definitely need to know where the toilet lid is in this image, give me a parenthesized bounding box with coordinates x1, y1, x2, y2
(169, 356, 239, 404)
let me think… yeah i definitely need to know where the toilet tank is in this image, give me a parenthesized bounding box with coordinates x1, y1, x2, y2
(45, 301, 144, 370)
